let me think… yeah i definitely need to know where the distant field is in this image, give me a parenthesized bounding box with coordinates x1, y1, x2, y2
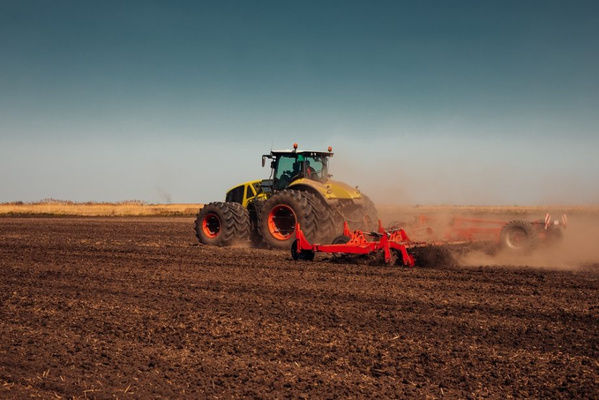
(1, 201, 597, 217)
(0, 201, 201, 217)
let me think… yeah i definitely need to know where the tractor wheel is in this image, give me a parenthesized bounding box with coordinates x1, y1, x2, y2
(500, 220, 538, 253)
(361, 195, 379, 231)
(247, 200, 265, 247)
(344, 195, 378, 232)
(194, 202, 250, 246)
(258, 190, 335, 249)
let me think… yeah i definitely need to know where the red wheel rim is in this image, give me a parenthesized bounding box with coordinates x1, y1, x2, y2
(267, 205, 296, 240)
(202, 213, 221, 238)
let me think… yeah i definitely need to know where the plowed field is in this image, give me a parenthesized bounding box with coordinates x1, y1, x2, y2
(1, 218, 598, 398)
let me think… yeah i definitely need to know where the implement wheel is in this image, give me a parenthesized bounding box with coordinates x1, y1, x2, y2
(194, 202, 250, 246)
(291, 239, 315, 261)
(500, 220, 538, 253)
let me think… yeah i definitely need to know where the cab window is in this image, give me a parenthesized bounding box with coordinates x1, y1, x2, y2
(305, 156, 325, 180)
(274, 155, 299, 189)
(225, 185, 245, 203)
(275, 156, 296, 180)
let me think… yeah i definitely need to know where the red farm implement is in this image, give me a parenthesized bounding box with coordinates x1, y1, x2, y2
(291, 213, 567, 266)
(292, 221, 417, 266)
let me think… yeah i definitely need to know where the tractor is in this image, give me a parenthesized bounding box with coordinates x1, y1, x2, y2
(194, 144, 378, 249)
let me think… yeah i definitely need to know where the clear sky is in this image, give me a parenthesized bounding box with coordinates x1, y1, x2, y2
(1, 0, 598, 205)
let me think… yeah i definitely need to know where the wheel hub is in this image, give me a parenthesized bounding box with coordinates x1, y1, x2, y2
(268, 205, 296, 240)
(202, 213, 221, 238)
(505, 228, 526, 249)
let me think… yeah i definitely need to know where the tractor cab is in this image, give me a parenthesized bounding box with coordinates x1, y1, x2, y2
(262, 144, 333, 191)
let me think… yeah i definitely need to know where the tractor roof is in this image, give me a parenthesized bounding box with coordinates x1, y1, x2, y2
(269, 149, 334, 157)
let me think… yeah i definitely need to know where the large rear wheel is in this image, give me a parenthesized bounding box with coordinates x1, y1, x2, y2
(247, 200, 265, 247)
(359, 195, 379, 231)
(258, 190, 335, 249)
(194, 202, 250, 246)
(339, 194, 379, 232)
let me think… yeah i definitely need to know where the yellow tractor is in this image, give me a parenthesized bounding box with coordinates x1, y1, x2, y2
(195, 144, 378, 249)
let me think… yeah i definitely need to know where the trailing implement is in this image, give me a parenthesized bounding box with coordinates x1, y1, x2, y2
(291, 213, 567, 266)
(405, 213, 568, 254)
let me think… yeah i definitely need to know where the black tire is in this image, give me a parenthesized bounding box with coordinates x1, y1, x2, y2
(258, 190, 335, 249)
(343, 194, 379, 232)
(312, 196, 339, 243)
(290, 239, 315, 261)
(361, 195, 379, 230)
(500, 220, 538, 253)
(247, 200, 265, 247)
(194, 202, 250, 246)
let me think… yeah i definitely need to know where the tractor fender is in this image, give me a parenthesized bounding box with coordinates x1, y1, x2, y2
(288, 178, 362, 201)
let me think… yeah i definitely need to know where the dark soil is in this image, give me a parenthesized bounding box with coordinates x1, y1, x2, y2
(1, 217, 598, 399)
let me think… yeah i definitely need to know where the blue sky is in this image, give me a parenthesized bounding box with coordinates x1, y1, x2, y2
(1, 1, 598, 204)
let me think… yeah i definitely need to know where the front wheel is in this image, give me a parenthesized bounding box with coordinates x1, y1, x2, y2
(194, 202, 250, 246)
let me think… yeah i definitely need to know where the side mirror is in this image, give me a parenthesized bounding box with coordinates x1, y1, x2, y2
(261, 156, 266, 167)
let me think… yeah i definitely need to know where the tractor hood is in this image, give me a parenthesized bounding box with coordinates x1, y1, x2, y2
(288, 178, 362, 200)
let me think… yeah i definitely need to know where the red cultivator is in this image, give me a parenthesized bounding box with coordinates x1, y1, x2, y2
(292, 221, 418, 266)
(291, 213, 567, 266)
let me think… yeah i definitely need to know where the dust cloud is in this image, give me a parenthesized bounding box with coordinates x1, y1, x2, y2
(324, 141, 599, 269)
(457, 215, 599, 270)
(327, 138, 599, 206)
(378, 208, 599, 270)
